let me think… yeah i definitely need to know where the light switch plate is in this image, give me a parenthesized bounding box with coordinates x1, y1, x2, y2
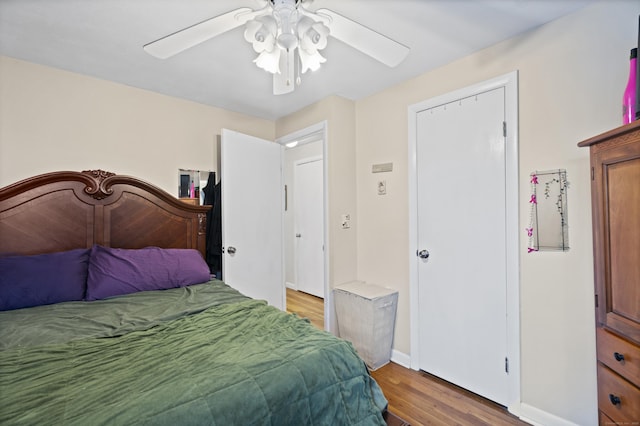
(378, 180, 387, 195)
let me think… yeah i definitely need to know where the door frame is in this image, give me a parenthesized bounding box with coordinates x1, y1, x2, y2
(277, 121, 331, 331)
(407, 71, 521, 413)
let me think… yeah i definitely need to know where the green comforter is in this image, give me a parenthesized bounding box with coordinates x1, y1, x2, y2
(0, 281, 387, 425)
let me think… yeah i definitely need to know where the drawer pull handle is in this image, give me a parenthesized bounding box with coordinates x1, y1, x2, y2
(613, 352, 625, 362)
(609, 394, 621, 406)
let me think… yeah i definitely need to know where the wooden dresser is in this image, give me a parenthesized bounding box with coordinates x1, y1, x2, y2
(579, 120, 640, 424)
(179, 197, 199, 205)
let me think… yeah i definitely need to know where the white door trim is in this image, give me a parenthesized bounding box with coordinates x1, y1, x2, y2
(407, 71, 521, 414)
(276, 121, 332, 332)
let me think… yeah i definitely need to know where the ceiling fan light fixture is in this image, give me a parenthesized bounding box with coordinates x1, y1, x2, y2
(273, 0, 299, 51)
(243, 0, 330, 83)
(298, 48, 325, 73)
(309, 25, 328, 47)
(277, 33, 298, 51)
(298, 17, 329, 51)
(254, 48, 282, 74)
(244, 15, 277, 53)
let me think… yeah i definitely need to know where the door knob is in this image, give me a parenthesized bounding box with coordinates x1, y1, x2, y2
(296, 233, 301, 238)
(417, 249, 430, 259)
(227, 246, 237, 255)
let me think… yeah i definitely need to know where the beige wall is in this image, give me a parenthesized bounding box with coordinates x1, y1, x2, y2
(354, 2, 638, 425)
(0, 56, 275, 194)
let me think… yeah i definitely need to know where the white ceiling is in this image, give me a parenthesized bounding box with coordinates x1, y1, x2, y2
(0, 0, 596, 120)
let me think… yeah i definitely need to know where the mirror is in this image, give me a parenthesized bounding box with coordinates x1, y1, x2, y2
(179, 169, 212, 205)
(527, 169, 569, 252)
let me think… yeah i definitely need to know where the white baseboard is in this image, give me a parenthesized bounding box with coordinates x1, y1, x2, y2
(285, 282, 297, 290)
(519, 403, 584, 426)
(390, 349, 411, 368)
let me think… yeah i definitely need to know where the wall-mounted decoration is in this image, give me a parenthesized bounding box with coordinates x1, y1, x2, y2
(526, 169, 569, 252)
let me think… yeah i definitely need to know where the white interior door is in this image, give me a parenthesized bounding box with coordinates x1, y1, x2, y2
(221, 129, 284, 310)
(416, 88, 509, 405)
(294, 157, 324, 298)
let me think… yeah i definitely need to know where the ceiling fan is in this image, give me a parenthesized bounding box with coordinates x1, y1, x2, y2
(143, 0, 410, 95)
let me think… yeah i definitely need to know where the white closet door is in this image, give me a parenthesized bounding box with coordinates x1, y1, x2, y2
(416, 87, 509, 406)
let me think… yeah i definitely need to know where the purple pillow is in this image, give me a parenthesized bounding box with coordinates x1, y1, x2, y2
(0, 248, 90, 311)
(86, 245, 210, 301)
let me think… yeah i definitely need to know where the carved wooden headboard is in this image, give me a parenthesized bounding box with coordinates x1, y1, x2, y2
(0, 170, 210, 257)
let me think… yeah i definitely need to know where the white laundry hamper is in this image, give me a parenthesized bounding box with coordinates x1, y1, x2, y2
(333, 281, 398, 370)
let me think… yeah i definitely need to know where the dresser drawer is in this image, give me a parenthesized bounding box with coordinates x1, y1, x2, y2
(597, 364, 640, 423)
(598, 410, 616, 426)
(597, 328, 640, 386)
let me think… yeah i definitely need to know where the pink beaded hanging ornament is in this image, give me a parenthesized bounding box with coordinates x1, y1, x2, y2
(526, 173, 538, 253)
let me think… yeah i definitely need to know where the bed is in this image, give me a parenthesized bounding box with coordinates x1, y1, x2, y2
(0, 170, 388, 425)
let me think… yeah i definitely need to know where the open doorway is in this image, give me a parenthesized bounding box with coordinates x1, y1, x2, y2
(278, 122, 327, 329)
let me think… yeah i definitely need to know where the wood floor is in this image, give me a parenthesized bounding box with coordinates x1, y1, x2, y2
(286, 288, 528, 426)
(286, 287, 324, 329)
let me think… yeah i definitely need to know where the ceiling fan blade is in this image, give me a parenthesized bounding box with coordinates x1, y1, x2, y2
(273, 49, 296, 95)
(144, 7, 253, 59)
(316, 8, 409, 67)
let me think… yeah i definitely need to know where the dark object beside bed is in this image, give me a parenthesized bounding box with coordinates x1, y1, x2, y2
(0, 170, 387, 425)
